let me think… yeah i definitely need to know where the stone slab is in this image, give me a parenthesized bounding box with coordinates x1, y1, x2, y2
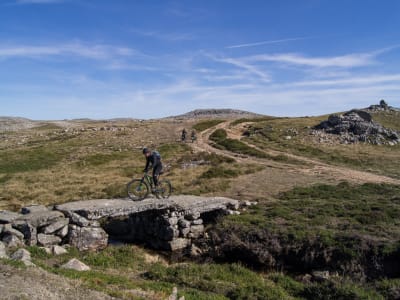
(14, 211, 65, 228)
(0, 211, 21, 224)
(55, 196, 239, 220)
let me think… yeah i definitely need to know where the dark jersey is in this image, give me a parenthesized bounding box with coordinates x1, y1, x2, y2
(144, 151, 161, 172)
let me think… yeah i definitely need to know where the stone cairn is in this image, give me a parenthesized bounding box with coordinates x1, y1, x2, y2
(312, 108, 400, 145)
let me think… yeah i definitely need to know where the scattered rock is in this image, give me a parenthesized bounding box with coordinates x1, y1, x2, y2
(68, 226, 108, 251)
(21, 205, 49, 215)
(166, 238, 190, 251)
(61, 258, 91, 271)
(11, 248, 35, 267)
(52, 245, 68, 255)
(37, 233, 62, 247)
(311, 270, 331, 282)
(39, 247, 52, 255)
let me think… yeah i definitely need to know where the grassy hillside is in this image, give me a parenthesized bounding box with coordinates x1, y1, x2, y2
(1, 112, 400, 299)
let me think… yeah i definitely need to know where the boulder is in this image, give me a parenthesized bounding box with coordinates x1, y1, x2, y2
(12, 222, 37, 246)
(0, 211, 21, 224)
(3, 224, 24, 240)
(39, 247, 52, 255)
(0, 224, 3, 234)
(189, 225, 204, 239)
(11, 248, 35, 267)
(68, 226, 108, 251)
(2, 234, 24, 248)
(180, 227, 190, 238)
(14, 211, 65, 228)
(64, 211, 90, 227)
(52, 245, 68, 255)
(21, 205, 49, 215)
(185, 212, 201, 221)
(61, 258, 90, 271)
(160, 226, 179, 241)
(166, 238, 190, 251)
(0, 241, 8, 258)
(37, 233, 62, 247)
(43, 218, 69, 234)
(178, 219, 191, 228)
(56, 225, 69, 238)
(191, 219, 203, 225)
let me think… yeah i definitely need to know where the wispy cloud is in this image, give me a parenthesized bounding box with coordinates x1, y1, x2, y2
(0, 42, 136, 60)
(131, 28, 193, 41)
(293, 74, 400, 87)
(226, 37, 312, 49)
(14, 0, 64, 4)
(245, 52, 377, 68)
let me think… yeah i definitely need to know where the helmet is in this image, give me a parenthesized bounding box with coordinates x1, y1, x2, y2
(142, 147, 149, 154)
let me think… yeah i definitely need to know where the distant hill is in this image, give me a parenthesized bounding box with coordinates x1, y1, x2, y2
(0, 117, 38, 131)
(166, 108, 265, 120)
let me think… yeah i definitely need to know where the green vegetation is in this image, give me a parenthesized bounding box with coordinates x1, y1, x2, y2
(0, 146, 65, 174)
(230, 116, 276, 126)
(220, 182, 400, 256)
(21, 244, 392, 299)
(145, 263, 291, 299)
(192, 119, 225, 132)
(210, 129, 268, 158)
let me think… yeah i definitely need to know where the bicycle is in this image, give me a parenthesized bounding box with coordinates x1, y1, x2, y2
(127, 172, 172, 201)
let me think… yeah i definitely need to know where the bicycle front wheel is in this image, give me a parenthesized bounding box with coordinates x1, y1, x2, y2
(155, 179, 172, 199)
(127, 179, 149, 201)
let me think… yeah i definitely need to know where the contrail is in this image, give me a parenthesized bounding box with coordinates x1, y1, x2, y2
(226, 37, 312, 49)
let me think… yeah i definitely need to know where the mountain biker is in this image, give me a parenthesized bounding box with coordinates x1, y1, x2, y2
(191, 130, 197, 142)
(181, 128, 187, 142)
(142, 147, 163, 189)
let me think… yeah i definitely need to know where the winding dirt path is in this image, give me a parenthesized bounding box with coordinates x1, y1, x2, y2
(190, 120, 400, 185)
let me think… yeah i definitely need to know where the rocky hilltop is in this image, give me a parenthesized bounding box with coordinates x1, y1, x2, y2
(313, 101, 400, 145)
(168, 108, 264, 119)
(0, 117, 38, 131)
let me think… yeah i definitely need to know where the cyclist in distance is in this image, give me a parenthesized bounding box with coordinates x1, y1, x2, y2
(142, 147, 163, 189)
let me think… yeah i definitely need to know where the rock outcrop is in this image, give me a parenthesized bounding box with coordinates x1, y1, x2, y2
(313, 109, 399, 145)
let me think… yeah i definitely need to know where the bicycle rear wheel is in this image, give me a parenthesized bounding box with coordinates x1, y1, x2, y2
(127, 179, 149, 201)
(155, 179, 172, 199)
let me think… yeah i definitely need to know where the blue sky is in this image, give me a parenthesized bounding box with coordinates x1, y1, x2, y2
(1, 0, 400, 119)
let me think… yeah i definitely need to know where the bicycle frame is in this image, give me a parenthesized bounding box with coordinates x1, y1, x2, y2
(141, 173, 154, 188)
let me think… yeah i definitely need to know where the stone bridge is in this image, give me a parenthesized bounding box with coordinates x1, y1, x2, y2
(55, 195, 239, 251)
(1, 195, 241, 252)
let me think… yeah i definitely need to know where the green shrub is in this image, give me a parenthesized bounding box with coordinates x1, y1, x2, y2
(193, 120, 225, 132)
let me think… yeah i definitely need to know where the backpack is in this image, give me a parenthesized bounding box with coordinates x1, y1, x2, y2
(153, 150, 161, 159)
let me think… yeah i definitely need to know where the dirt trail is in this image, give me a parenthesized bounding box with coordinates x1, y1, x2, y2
(191, 120, 400, 185)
